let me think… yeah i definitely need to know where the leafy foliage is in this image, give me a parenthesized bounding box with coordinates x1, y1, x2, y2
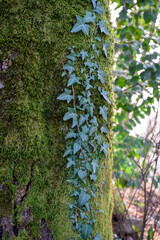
(57, 1, 111, 238)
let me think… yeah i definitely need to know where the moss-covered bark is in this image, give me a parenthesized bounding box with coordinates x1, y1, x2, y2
(0, 0, 114, 239)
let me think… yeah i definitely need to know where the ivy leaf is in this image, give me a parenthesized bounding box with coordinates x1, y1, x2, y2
(79, 115, 86, 126)
(63, 147, 72, 157)
(65, 132, 77, 139)
(101, 89, 111, 104)
(86, 162, 92, 172)
(72, 119, 78, 128)
(103, 41, 111, 58)
(78, 191, 90, 207)
(63, 64, 75, 74)
(78, 170, 86, 180)
(67, 160, 75, 168)
(81, 224, 93, 240)
(57, 91, 73, 103)
(89, 126, 97, 136)
(95, 36, 101, 41)
(66, 49, 76, 61)
(71, 15, 90, 35)
(91, 159, 98, 174)
(101, 124, 109, 134)
(73, 143, 81, 154)
(97, 68, 107, 84)
(67, 74, 80, 87)
(97, 20, 109, 35)
(83, 11, 96, 23)
(90, 174, 97, 181)
(99, 105, 108, 121)
(91, 0, 97, 8)
(63, 112, 77, 121)
(94, 1, 106, 15)
(100, 142, 109, 157)
(94, 233, 103, 240)
(79, 50, 88, 61)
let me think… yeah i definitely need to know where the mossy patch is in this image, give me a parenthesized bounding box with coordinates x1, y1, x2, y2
(0, 0, 114, 239)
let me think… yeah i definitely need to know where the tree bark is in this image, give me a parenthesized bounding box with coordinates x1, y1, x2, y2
(0, 0, 114, 239)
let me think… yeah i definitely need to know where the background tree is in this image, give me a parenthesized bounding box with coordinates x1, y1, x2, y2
(0, 0, 114, 239)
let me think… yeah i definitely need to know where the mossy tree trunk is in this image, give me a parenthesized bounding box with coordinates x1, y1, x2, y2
(0, 0, 114, 239)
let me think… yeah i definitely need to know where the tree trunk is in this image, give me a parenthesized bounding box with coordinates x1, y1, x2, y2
(0, 0, 114, 239)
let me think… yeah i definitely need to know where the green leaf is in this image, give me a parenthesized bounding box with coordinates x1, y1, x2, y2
(79, 115, 86, 126)
(65, 132, 77, 139)
(147, 227, 153, 240)
(57, 89, 74, 103)
(78, 191, 90, 207)
(90, 174, 97, 181)
(101, 88, 111, 104)
(94, 1, 106, 15)
(99, 105, 108, 121)
(89, 126, 97, 136)
(81, 224, 93, 240)
(71, 15, 90, 35)
(63, 64, 75, 74)
(91, 159, 98, 173)
(97, 68, 107, 84)
(94, 233, 103, 240)
(73, 143, 81, 154)
(63, 112, 77, 121)
(97, 20, 109, 35)
(83, 11, 96, 23)
(67, 160, 75, 168)
(66, 49, 76, 61)
(63, 147, 72, 157)
(103, 41, 111, 58)
(91, 0, 97, 8)
(100, 142, 109, 157)
(78, 170, 86, 180)
(79, 50, 88, 61)
(101, 124, 109, 134)
(67, 74, 80, 87)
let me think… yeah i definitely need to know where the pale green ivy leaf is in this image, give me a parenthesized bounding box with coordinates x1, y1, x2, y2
(94, 233, 103, 240)
(78, 191, 90, 207)
(66, 49, 76, 61)
(57, 91, 73, 103)
(100, 142, 109, 157)
(73, 143, 81, 154)
(101, 124, 109, 134)
(81, 224, 93, 240)
(63, 64, 75, 74)
(94, 1, 106, 15)
(78, 170, 86, 180)
(103, 41, 111, 58)
(67, 74, 80, 87)
(97, 68, 107, 84)
(63, 147, 72, 157)
(83, 11, 96, 23)
(71, 15, 90, 35)
(91, 0, 97, 8)
(91, 159, 98, 174)
(63, 112, 77, 121)
(99, 105, 108, 121)
(101, 89, 111, 104)
(79, 50, 88, 61)
(97, 20, 109, 35)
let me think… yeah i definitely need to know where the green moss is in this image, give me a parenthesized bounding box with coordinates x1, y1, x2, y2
(0, 0, 114, 239)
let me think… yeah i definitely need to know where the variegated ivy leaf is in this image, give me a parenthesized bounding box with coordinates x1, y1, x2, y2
(71, 15, 90, 35)
(97, 20, 109, 35)
(99, 105, 108, 121)
(83, 11, 96, 23)
(65, 132, 77, 139)
(57, 88, 73, 103)
(103, 41, 111, 58)
(94, 1, 106, 15)
(67, 74, 80, 87)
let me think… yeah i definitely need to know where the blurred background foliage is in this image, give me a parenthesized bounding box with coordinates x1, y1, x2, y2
(112, 0, 160, 239)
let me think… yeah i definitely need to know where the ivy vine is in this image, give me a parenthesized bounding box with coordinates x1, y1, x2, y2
(57, 1, 111, 239)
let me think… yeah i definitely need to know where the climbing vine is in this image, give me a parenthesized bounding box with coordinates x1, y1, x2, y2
(57, 1, 111, 239)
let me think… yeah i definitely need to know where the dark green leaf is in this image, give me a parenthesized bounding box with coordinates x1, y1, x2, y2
(78, 191, 90, 207)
